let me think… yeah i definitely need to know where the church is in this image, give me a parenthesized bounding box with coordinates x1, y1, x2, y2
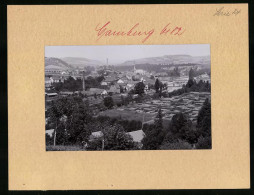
(133, 65, 146, 75)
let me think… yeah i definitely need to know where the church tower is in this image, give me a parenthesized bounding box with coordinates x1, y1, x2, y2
(133, 61, 136, 73)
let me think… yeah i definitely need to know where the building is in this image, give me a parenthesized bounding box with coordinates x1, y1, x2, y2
(108, 85, 120, 94)
(89, 88, 108, 95)
(46, 129, 55, 138)
(100, 81, 108, 86)
(126, 130, 145, 143)
(104, 75, 118, 85)
(45, 65, 67, 75)
(117, 79, 125, 84)
(89, 131, 103, 141)
(51, 75, 62, 83)
(59, 91, 74, 96)
(194, 73, 210, 83)
(45, 92, 58, 97)
(45, 77, 52, 89)
(133, 65, 147, 75)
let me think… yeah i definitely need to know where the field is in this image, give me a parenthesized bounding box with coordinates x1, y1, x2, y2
(98, 108, 154, 122)
(98, 92, 211, 124)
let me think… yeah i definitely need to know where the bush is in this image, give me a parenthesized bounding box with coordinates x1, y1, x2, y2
(104, 96, 114, 109)
(195, 136, 211, 149)
(160, 139, 193, 150)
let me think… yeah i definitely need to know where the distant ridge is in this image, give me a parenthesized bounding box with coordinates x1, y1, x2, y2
(61, 57, 104, 68)
(45, 57, 73, 69)
(120, 55, 210, 66)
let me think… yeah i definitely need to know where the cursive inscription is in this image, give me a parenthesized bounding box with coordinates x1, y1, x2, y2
(95, 21, 186, 43)
(213, 7, 241, 16)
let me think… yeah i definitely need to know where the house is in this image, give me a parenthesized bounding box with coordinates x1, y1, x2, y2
(117, 79, 125, 84)
(82, 88, 108, 97)
(46, 92, 58, 97)
(108, 85, 120, 94)
(154, 72, 168, 77)
(45, 77, 52, 88)
(46, 129, 55, 138)
(194, 73, 210, 83)
(60, 91, 74, 96)
(104, 76, 118, 84)
(101, 81, 108, 86)
(45, 65, 66, 75)
(51, 75, 62, 83)
(126, 130, 145, 143)
(89, 131, 103, 141)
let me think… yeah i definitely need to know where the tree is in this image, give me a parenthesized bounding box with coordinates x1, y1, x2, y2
(52, 76, 82, 92)
(66, 100, 93, 144)
(48, 96, 93, 146)
(142, 108, 165, 150)
(104, 96, 114, 109)
(154, 108, 163, 131)
(120, 85, 124, 93)
(186, 79, 195, 88)
(167, 112, 196, 144)
(160, 139, 192, 150)
(154, 78, 160, 93)
(134, 82, 145, 95)
(49, 98, 66, 146)
(87, 123, 137, 150)
(195, 135, 211, 149)
(197, 98, 211, 137)
(189, 68, 195, 80)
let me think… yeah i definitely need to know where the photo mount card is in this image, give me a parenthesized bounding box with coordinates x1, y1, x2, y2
(8, 4, 249, 190)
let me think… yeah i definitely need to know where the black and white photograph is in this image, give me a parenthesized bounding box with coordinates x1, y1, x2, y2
(45, 44, 211, 151)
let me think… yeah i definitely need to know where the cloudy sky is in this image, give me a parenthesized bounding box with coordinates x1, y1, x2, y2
(45, 44, 210, 65)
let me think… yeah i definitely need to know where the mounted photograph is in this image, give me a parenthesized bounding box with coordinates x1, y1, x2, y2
(45, 44, 211, 151)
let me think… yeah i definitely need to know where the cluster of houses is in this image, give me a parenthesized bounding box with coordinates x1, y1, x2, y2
(45, 64, 156, 97)
(45, 63, 211, 104)
(83, 67, 155, 97)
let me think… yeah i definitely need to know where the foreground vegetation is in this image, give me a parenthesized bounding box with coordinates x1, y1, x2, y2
(46, 93, 211, 150)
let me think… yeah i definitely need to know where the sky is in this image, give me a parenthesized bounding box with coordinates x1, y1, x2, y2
(45, 44, 210, 65)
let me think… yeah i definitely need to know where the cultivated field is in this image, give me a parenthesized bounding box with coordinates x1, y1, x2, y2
(98, 92, 211, 124)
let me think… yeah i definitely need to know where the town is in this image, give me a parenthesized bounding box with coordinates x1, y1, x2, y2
(45, 47, 211, 151)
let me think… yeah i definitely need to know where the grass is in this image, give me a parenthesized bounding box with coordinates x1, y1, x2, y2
(98, 109, 154, 122)
(46, 145, 86, 151)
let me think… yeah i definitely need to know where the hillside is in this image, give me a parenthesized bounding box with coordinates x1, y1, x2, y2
(45, 57, 73, 69)
(61, 57, 103, 68)
(120, 55, 210, 66)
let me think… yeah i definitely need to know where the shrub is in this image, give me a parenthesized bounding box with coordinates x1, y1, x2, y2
(195, 136, 211, 149)
(160, 139, 193, 150)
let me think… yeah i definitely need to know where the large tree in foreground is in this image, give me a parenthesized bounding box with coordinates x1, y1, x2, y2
(48, 96, 92, 146)
(197, 98, 211, 137)
(142, 108, 165, 150)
